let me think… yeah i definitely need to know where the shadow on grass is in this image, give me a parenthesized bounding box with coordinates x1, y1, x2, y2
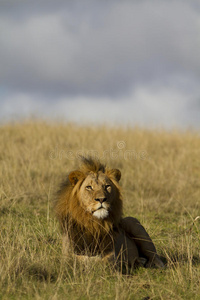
(26, 263, 57, 282)
(164, 253, 200, 267)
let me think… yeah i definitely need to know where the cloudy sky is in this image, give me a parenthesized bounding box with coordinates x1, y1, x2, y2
(0, 0, 200, 129)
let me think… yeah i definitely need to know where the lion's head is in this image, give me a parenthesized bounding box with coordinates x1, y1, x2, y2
(55, 157, 122, 239)
(69, 164, 121, 220)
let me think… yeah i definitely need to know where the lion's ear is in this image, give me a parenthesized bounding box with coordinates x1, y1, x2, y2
(68, 171, 84, 186)
(108, 169, 121, 182)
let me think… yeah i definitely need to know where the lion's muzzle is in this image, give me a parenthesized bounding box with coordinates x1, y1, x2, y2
(95, 197, 107, 203)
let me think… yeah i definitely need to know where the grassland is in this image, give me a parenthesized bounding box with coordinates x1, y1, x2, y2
(0, 121, 199, 300)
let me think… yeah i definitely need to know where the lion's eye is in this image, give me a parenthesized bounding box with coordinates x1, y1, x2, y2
(105, 185, 111, 191)
(86, 185, 93, 191)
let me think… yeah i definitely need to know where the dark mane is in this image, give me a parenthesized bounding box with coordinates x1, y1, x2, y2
(79, 156, 105, 174)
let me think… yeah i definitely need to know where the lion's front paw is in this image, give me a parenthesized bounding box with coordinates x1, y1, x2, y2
(135, 257, 147, 267)
(145, 256, 165, 268)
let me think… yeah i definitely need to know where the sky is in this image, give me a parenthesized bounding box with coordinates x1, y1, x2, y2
(0, 0, 200, 129)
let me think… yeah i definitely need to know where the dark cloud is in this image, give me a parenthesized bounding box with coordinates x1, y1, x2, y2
(0, 0, 200, 128)
(0, 0, 200, 97)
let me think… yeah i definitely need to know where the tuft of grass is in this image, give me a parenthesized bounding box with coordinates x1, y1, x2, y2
(0, 121, 199, 299)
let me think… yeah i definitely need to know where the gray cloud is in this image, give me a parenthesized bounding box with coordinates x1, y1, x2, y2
(1, 86, 199, 129)
(1, 0, 200, 96)
(0, 0, 200, 128)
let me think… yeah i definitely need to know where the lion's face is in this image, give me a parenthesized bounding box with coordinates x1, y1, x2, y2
(69, 169, 121, 220)
(79, 172, 115, 219)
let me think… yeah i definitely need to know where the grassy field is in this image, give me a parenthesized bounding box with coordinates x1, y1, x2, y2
(0, 121, 199, 300)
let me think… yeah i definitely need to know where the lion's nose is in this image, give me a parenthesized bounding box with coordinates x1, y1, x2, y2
(95, 197, 107, 203)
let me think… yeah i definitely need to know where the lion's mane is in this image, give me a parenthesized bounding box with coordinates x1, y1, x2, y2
(55, 157, 123, 255)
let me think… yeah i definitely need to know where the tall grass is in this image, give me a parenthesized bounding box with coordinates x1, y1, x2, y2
(0, 121, 199, 299)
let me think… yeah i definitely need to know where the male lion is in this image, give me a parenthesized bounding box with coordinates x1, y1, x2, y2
(55, 157, 164, 270)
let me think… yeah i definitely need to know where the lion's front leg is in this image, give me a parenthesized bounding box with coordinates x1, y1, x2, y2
(114, 231, 140, 272)
(120, 217, 164, 268)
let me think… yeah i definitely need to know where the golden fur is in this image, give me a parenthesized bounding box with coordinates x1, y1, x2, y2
(55, 157, 164, 269)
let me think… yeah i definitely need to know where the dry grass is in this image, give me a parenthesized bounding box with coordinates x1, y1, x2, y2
(0, 121, 199, 299)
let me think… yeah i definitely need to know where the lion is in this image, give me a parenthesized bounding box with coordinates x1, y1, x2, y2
(55, 157, 164, 270)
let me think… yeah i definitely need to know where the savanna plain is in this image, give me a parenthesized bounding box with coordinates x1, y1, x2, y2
(0, 121, 200, 300)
